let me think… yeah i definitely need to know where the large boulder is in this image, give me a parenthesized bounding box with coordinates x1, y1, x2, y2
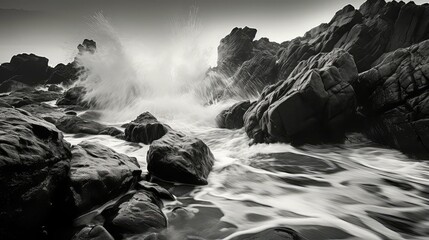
(46, 63, 80, 85)
(124, 112, 170, 144)
(103, 191, 166, 237)
(56, 86, 88, 107)
(147, 130, 215, 185)
(352, 40, 429, 158)
(0, 108, 72, 240)
(55, 115, 122, 136)
(70, 141, 142, 213)
(0, 53, 50, 85)
(216, 100, 253, 129)
(244, 49, 358, 144)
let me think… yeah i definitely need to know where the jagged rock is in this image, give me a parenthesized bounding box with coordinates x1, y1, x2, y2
(124, 112, 170, 144)
(0, 53, 50, 85)
(72, 225, 114, 240)
(104, 191, 166, 237)
(70, 141, 141, 213)
(0, 88, 62, 107)
(78, 39, 97, 55)
(136, 181, 175, 201)
(48, 84, 63, 92)
(56, 86, 88, 107)
(147, 130, 215, 185)
(230, 227, 304, 240)
(46, 63, 79, 85)
(0, 108, 72, 240)
(353, 40, 429, 157)
(244, 49, 357, 144)
(217, 27, 257, 76)
(253, 37, 281, 55)
(55, 115, 122, 136)
(20, 103, 66, 124)
(0, 77, 30, 93)
(216, 100, 253, 129)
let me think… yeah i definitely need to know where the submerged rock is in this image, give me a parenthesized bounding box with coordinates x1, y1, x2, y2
(244, 49, 357, 144)
(147, 130, 215, 185)
(0, 108, 72, 240)
(353, 39, 429, 158)
(216, 100, 253, 129)
(70, 141, 141, 213)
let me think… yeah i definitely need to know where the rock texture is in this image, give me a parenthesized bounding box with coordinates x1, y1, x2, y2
(244, 49, 357, 144)
(70, 141, 141, 213)
(230, 227, 304, 240)
(353, 39, 429, 157)
(72, 225, 114, 240)
(0, 53, 50, 86)
(0, 88, 61, 107)
(56, 86, 88, 107)
(216, 100, 253, 129)
(0, 108, 72, 240)
(55, 115, 122, 136)
(124, 112, 170, 144)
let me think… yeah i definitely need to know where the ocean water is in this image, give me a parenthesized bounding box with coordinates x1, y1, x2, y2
(60, 13, 429, 240)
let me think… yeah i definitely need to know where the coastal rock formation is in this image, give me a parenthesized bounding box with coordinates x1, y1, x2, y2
(244, 49, 357, 144)
(20, 103, 66, 123)
(353, 39, 429, 157)
(56, 86, 88, 107)
(0, 53, 50, 85)
(0, 108, 72, 240)
(147, 130, 215, 185)
(72, 225, 114, 240)
(0, 88, 62, 107)
(124, 112, 170, 144)
(55, 115, 122, 136)
(70, 141, 141, 213)
(0, 77, 30, 93)
(216, 100, 253, 129)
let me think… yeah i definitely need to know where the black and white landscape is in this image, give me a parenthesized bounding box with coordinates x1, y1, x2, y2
(1, 0, 429, 239)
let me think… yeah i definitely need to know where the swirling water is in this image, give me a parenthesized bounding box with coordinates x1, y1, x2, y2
(63, 12, 429, 240)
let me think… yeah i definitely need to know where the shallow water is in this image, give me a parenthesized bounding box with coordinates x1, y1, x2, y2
(64, 109, 429, 240)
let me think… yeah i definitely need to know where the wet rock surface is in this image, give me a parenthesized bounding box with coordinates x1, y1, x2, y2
(55, 115, 122, 136)
(216, 100, 253, 129)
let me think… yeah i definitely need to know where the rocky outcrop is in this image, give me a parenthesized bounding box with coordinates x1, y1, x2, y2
(244, 49, 357, 144)
(124, 112, 170, 144)
(55, 115, 122, 136)
(0, 77, 30, 93)
(72, 225, 114, 240)
(70, 141, 141, 213)
(0, 108, 72, 240)
(0, 88, 62, 107)
(147, 130, 215, 185)
(216, 100, 253, 129)
(0, 53, 50, 86)
(353, 39, 429, 157)
(103, 191, 166, 237)
(231, 227, 304, 240)
(56, 86, 88, 107)
(20, 103, 66, 124)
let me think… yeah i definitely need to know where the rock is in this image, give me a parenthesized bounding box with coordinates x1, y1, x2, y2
(46, 63, 79, 85)
(352, 40, 429, 158)
(104, 191, 166, 236)
(20, 103, 66, 124)
(230, 227, 304, 240)
(78, 39, 97, 55)
(0, 53, 50, 85)
(70, 141, 141, 213)
(217, 27, 257, 76)
(216, 100, 253, 129)
(244, 49, 357, 144)
(253, 37, 281, 55)
(124, 112, 170, 144)
(56, 86, 88, 107)
(0, 108, 72, 240)
(47, 84, 63, 92)
(0, 77, 30, 93)
(0, 88, 62, 107)
(136, 181, 175, 201)
(147, 130, 215, 185)
(72, 225, 114, 240)
(55, 115, 122, 136)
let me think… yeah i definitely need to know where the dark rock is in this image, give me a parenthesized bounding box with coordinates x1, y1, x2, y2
(46, 63, 79, 85)
(56, 86, 88, 107)
(104, 190, 166, 236)
(217, 27, 257, 76)
(0, 88, 62, 107)
(47, 84, 63, 92)
(137, 181, 175, 201)
(55, 115, 121, 136)
(147, 130, 215, 185)
(230, 227, 304, 240)
(216, 100, 253, 129)
(253, 37, 281, 55)
(124, 112, 170, 144)
(0, 77, 30, 93)
(0, 108, 72, 240)
(353, 40, 429, 158)
(0, 53, 50, 85)
(72, 225, 114, 240)
(20, 103, 66, 124)
(78, 39, 97, 55)
(244, 49, 357, 144)
(70, 141, 141, 213)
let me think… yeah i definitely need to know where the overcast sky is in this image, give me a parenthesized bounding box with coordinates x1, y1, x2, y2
(0, 0, 427, 65)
